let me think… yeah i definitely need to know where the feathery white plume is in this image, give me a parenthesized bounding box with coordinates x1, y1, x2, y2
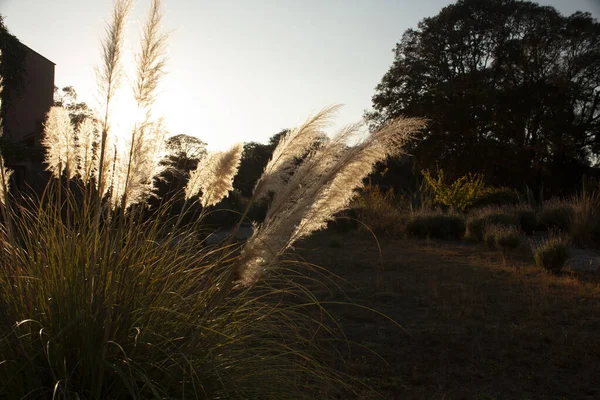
(111, 119, 168, 209)
(185, 143, 243, 207)
(110, 0, 169, 210)
(95, 0, 133, 199)
(253, 105, 340, 200)
(238, 115, 426, 285)
(42, 106, 77, 179)
(133, 0, 168, 110)
(76, 118, 99, 184)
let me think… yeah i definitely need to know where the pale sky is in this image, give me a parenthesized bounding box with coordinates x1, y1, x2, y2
(1, 0, 598, 150)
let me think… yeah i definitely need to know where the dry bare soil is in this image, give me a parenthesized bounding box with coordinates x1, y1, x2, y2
(296, 232, 600, 400)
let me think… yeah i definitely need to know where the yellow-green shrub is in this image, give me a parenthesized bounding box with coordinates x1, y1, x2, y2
(421, 168, 485, 211)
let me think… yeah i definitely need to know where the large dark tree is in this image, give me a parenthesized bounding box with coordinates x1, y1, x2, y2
(369, 0, 600, 194)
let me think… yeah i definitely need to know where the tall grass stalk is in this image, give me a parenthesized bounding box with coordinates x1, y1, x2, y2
(119, 0, 168, 212)
(95, 0, 133, 212)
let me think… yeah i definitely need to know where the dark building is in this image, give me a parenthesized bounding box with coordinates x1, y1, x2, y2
(2, 44, 55, 189)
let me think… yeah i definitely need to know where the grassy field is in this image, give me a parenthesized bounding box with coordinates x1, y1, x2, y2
(296, 232, 600, 400)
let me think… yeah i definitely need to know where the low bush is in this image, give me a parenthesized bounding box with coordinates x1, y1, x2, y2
(538, 199, 573, 232)
(494, 225, 521, 261)
(515, 207, 538, 235)
(533, 238, 570, 273)
(421, 168, 485, 211)
(465, 209, 519, 241)
(483, 225, 497, 249)
(405, 212, 466, 240)
(569, 191, 600, 247)
(354, 182, 403, 235)
(470, 187, 519, 209)
(484, 224, 521, 263)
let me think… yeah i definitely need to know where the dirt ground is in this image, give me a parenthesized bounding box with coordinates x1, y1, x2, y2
(295, 232, 600, 400)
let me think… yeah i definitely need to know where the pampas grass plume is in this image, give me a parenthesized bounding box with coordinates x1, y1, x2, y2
(76, 118, 99, 184)
(42, 106, 77, 179)
(253, 105, 340, 200)
(238, 114, 426, 285)
(185, 143, 243, 207)
(95, 0, 133, 199)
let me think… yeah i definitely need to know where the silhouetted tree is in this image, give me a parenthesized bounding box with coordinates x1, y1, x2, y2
(0, 14, 26, 99)
(368, 0, 600, 194)
(53, 86, 95, 128)
(234, 130, 287, 198)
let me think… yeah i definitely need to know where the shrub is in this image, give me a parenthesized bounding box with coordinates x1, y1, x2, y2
(470, 187, 519, 209)
(515, 207, 538, 235)
(465, 208, 519, 241)
(354, 181, 403, 235)
(483, 225, 497, 249)
(421, 168, 485, 211)
(538, 199, 573, 232)
(493, 225, 521, 261)
(405, 211, 466, 240)
(569, 191, 600, 247)
(533, 238, 570, 273)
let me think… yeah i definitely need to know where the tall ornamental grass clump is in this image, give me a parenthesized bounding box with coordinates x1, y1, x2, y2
(538, 199, 573, 232)
(0, 1, 427, 397)
(568, 190, 600, 248)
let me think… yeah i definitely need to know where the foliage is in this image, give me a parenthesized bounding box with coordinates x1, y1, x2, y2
(53, 86, 95, 128)
(469, 187, 519, 209)
(534, 238, 570, 273)
(368, 0, 600, 194)
(484, 225, 497, 249)
(233, 135, 279, 198)
(492, 224, 521, 263)
(0, 136, 44, 163)
(514, 207, 538, 235)
(0, 14, 26, 98)
(354, 179, 403, 236)
(465, 208, 519, 242)
(422, 168, 485, 211)
(538, 200, 573, 232)
(405, 211, 466, 240)
(568, 190, 600, 248)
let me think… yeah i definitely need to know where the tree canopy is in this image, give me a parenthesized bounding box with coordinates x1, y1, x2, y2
(369, 0, 600, 194)
(53, 86, 95, 128)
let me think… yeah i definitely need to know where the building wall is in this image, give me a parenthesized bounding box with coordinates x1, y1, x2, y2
(3, 45, 55, 144)
(2, 45, 54, 192)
